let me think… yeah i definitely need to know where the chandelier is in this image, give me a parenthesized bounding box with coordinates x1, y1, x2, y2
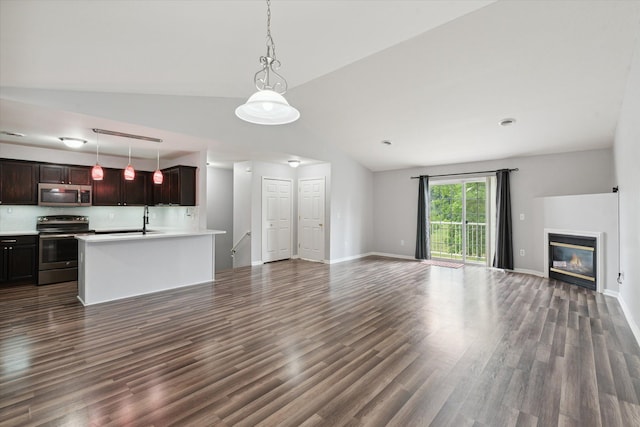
(235, 0, 300, 125)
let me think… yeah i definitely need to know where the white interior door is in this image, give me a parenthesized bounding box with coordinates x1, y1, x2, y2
(262, 178, 292, 263)
(298, 178, 325, 262)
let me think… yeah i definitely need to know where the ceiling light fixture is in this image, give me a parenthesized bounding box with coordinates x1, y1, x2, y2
(288, 159, 301, 168)
(153, 150, 163, 185)
(381, 140, 393, 146)
(59, 137, 87, 148)
(124, 146, 135, 181)
(0, 130, 25, 137)
(91, 132, 104, 181)
(92, 128, 162, 143)
(235, 0, 300, 125)
(499, 118, 516, 127)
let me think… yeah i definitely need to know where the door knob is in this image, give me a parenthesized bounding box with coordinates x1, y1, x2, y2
(319, 223, 323, 226)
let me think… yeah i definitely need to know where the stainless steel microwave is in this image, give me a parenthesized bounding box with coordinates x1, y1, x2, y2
(38, 183, 92, 207)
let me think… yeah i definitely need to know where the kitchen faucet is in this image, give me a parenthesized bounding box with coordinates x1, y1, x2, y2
(143, 205, 149, 235)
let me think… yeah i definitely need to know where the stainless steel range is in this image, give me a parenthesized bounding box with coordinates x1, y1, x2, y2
(36, 215, 94, 285)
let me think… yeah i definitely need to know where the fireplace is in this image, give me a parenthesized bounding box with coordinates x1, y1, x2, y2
(548, 233, 596, 290)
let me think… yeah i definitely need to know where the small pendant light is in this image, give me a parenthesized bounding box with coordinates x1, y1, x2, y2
(153, 150, 163, 184)
(91, 132, 104, 180)
(124, 145, 135, 181)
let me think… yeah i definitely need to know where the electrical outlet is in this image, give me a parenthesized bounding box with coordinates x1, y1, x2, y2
(400, 239, 405, 246)
(520, 213, 525, 220)
(520, 249, 525, 256)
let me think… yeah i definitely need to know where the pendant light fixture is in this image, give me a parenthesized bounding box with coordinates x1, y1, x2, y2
(91, 133, 104, 181)
(124, 145, 135, 181)
(153, 150, 163, 184)
(235, 0, 299, 125)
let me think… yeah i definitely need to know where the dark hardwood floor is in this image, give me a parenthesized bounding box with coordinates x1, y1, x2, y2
(1, 256, 639, 426)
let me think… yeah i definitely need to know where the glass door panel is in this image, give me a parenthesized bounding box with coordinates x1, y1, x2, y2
(430, 179, 487, 264)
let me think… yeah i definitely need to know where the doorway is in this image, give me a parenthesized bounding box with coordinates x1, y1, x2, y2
(430, 179, 489, 264)
(262, 178, 292, 263)
(298, 178, 325, 262)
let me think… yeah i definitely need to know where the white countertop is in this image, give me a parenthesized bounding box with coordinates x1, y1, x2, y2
(77, 229, 225, 243)
(0, 230, 39, 236)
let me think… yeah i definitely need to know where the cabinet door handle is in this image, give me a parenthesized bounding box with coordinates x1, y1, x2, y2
(1, 239, 17, 243)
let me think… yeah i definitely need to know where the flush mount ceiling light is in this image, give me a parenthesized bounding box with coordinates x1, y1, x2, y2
(0, 130, 25, 137)
(59, 137, 87, 148)
(499, 118, 517, 127)
(288, 159, 301, 168)
(235, 0, 300, 125)
(381, 140, 393, 146)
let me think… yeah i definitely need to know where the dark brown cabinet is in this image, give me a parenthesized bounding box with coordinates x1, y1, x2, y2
(92, 167, 122, 206)
(93, 168, 151, 206)
(0, 235, 38, 285)
(122, 171, 149, 206)
(153, 166, 196, 206)
(39, 164, 91, 185)
(0, 160, 39, 205)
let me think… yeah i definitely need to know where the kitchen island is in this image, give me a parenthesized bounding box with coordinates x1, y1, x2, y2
(76, 229, 225, 305)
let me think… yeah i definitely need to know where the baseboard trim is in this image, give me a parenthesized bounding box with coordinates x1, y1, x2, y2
(369, 252, 416, 261)
(607, 291, 640, 349)
(513, 268, 545, 277)
(326, 252, 374, 264)
(251, 260, 263, 266)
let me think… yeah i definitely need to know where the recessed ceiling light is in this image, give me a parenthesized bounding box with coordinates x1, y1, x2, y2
(0, 130, 25, 137)
(381, 140, 393, 146)
(59, 137, 88, 148)
(499, 118, 516, 127)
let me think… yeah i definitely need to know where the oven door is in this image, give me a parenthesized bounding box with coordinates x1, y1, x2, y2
(39, 234, 80, 271)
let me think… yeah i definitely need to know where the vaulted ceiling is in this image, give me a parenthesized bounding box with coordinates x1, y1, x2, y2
(1, 1, 639, 171)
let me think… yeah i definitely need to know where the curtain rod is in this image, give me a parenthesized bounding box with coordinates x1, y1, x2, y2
(410, 168, 518, 179)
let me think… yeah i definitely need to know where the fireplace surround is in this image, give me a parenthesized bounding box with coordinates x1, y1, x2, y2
(548, 233, 596, 290)
(543, 229, 603, 293)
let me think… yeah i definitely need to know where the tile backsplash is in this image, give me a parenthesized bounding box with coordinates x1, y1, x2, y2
(0, 205, 200, 233)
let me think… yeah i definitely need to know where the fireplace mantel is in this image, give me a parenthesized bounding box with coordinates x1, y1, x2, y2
(544, 228, 604, 293)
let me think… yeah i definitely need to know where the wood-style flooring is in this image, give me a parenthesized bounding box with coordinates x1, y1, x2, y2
(1, 257, 639, 426)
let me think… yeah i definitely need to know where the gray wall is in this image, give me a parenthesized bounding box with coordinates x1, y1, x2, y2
(206, 166, 233, 271)
(373, 148, 614, 272)
(613, 34, 640, 338)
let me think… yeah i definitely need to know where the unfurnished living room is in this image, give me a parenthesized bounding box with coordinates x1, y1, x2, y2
(1, 1, 639, 426)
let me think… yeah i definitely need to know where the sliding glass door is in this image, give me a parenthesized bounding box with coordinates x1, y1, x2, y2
(430, 179, 488, 264)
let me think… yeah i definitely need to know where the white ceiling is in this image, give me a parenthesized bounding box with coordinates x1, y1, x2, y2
(1, 0, 639, 170)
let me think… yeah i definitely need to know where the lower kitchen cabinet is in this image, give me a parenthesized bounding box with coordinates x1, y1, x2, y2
(0, 235, 38, 285)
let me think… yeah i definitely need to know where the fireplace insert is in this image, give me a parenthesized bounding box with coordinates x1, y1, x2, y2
(548, 233, 596, 290)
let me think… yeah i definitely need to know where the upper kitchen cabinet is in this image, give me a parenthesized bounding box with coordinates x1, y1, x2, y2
(93, 167, 151, 206)
(153, 166, 196, 206)
(92, 167, 122, 206)
(40, 164, 91, 185)
(0, 160, 39, 205)
(122, 171, 149, 206)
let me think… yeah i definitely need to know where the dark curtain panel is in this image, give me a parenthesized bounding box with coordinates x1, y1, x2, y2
(415, 175, 431, 260)
(493, 169, 514, 269)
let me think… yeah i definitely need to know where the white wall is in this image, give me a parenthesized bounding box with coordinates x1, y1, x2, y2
(206, 166, 233, 271)
(232, 161, 252, 268)
(0, 89, 376, 264)
(373, 149, 614, 270)
(613, 34, 640, 341)
(540, 193, 618, 293)
(329, 155, 374, 262)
